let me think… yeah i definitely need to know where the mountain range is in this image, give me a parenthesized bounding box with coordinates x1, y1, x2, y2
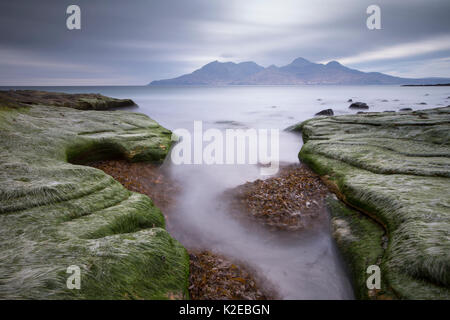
(149, 57, 450, 85)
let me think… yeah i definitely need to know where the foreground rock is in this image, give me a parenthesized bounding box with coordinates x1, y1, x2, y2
(0, 98, 189, 299)
(295, 107, 450, 299)
(225, 164, 329, 231)
(0, 89, 136, 110)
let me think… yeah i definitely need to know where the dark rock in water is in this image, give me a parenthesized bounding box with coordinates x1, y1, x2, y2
(349, 102, 369, 109)
(383, 110, 395, 113)
(418, 102, 427, 105)
(347, 99, 353, 102)
(393, 99, 400, 102)
(399, 108, 413, 111)
(381, 99, 389, 102)
(315, 109, 334, 116)
(357, 111, 366, 114)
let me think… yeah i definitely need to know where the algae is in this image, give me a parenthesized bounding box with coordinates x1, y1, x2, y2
(298, 107, 450, 299)
(0, 102, 188, 299)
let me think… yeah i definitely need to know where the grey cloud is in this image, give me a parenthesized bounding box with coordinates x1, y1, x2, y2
(0, 0, 449, 85)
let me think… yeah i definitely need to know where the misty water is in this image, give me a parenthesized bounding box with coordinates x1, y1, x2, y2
(4, 85, 449, 299)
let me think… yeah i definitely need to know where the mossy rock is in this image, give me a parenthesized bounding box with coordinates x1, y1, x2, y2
(326, 196, 395, 299)
(0, 102, 189, 299)
(298, 107, 450, 299)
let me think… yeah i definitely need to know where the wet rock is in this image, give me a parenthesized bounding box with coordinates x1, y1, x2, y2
(297, 106, 450, 299)
(383, 110, 395, 113)
(417, 102, 427, 105)
(349, 102, 369, 109)
(315, 108, 334, 116)
(0, 93, 188, 299)
(399, 107, 413, 111)
(347, 99, 353, 102)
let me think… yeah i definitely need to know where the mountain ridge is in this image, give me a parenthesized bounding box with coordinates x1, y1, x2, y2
(149, 57, 450, 85)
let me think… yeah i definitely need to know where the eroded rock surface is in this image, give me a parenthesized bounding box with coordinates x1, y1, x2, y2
(0, 101, 189, 299)
(295, 107, 450, 299)
(0, 90, 135, 110)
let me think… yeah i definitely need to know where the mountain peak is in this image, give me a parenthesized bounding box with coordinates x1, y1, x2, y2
(326, 60, 342, 67)
(290, 57, 313, 66)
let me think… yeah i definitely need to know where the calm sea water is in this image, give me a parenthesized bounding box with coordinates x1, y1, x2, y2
(3, 85, 449, 299)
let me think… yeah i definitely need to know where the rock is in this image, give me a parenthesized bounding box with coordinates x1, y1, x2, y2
(383, 110, 395, 113)
(418, 102, 427, 105)
(297, 106, 450, 299)
(349, 102, 369, 109)
(225, 164, 329, 232)
(315, 109, 334, 116)
(0, 95, 189, 299)
(399, 108, 413, 111)
(347, 99, 353, 102)
(0, 90, 136, 110)
(381, 99, 389, 102)
(326, 197, 391, 299)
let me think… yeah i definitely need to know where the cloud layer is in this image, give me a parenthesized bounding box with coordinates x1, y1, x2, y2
(0, 0, 449, 85)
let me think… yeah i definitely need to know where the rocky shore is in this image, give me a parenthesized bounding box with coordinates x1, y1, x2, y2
(0, 91, 187, 299)
(91, 159, 274, 300)
(292, 106, 450, 299)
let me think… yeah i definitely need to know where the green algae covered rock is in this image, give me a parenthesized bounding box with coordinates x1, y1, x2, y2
(297, 107, 450, 299)
(0, 103, 189, 299)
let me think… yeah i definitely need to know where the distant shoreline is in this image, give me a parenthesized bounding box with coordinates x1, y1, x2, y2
(401, 83, 450, 87)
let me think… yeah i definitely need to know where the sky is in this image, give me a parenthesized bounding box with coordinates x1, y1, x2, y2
(0, 0, 450, 85)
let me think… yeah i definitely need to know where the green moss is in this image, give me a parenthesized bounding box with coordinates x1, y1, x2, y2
(327, 196, 395, 299)
(298, 107, 450, 299)
(0, 102, 188, 299)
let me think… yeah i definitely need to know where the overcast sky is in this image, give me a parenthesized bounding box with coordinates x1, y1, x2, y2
(1, 0, 449, 85)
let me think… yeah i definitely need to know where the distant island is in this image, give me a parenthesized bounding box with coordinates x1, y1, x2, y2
(401, 83, 450, 87)
(149, 57, 450, 86)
